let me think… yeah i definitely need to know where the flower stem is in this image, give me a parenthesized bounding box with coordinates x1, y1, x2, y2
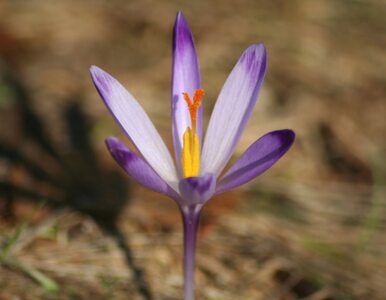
(181, 205, 201, 300)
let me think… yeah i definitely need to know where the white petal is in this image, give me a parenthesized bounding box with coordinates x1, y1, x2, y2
(90, 66, 178, 184)
(201, 44, 267, 177)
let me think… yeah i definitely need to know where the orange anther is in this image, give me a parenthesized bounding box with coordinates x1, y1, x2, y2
(182, 92, 193, 107)
(193, 89, 205, 105)
(182, 89, 205, 130)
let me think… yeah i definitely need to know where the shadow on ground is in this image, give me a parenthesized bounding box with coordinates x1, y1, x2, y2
(0, 62, 154, 300)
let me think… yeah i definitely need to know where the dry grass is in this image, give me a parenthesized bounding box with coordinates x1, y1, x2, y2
(0, 0, 385, 299)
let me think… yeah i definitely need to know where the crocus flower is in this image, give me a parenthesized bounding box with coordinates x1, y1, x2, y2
(90, 11, 295, 300)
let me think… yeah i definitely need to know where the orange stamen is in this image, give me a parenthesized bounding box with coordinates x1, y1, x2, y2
(182, 89, 205, 130)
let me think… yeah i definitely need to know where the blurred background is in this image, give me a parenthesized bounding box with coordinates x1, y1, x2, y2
(0, 0, 385, 299)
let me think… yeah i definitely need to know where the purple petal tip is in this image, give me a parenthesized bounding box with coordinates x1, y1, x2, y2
(89, 65, 103, 79)
(175, 11, 187, 25)
(90, 65, 112, 96)
(173, 11, 194, 52)
(240, 44, 267, 77)
(105, 137, 134, 164)
(278, 129, 296, 146)
(105, 136, 120, 151)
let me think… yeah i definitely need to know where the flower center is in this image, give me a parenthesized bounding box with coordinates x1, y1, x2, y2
(181, 89, 205, 178)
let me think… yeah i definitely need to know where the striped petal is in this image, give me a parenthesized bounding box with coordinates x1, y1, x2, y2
(178, 174, 215, 206)
(172, 12, 202, 175)
(90, 66, 178, 185)
(216, 129, 295, 194)
(106, 137, 180, 200)
(201, 44, 267, 177)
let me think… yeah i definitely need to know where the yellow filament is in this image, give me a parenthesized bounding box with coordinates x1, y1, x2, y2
(181, 127, 200, 177)
(181, 89, 204, 178)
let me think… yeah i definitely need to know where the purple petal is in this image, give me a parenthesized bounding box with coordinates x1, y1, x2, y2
(172, 12, 202, 175)
(178, 173, 216, 206)
(215, 129, 295, 194)
(201, 44, 267, 177)
(106, 136, 180, 200)
(90, 66, 178, 185)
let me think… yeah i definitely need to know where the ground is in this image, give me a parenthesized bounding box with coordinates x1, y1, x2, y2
(0, 0, 385, 299)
